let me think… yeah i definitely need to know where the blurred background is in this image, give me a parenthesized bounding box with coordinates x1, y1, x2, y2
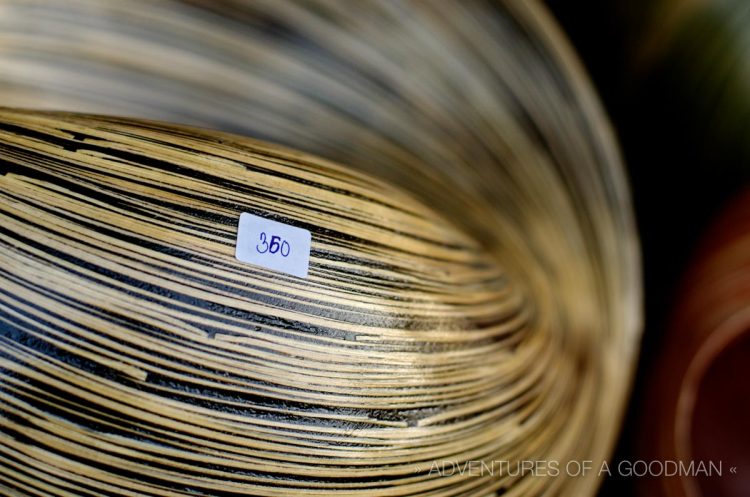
(546, 0, 750, 495)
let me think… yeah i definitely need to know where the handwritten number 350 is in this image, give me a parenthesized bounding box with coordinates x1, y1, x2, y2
(256, 232, 290, 257)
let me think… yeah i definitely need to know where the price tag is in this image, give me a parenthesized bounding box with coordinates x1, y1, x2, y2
(235, 213, 311, 277)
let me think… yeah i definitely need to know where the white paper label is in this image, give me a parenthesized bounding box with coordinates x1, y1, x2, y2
(235, 213, 311, 277)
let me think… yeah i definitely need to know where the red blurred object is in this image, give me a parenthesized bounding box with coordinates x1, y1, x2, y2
(640, 188, 750, 497)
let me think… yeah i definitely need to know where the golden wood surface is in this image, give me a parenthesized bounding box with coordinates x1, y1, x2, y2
(0, 1, 642, 495)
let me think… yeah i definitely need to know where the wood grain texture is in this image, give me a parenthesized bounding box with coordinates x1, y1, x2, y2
(0, 108, 536, 496)
(0, 1, 642, 496)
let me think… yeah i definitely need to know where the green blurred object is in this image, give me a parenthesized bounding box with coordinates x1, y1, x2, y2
(641, 0, 750, 176)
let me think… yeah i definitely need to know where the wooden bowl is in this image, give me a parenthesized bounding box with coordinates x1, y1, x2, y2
(0, 1, 642, 495)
